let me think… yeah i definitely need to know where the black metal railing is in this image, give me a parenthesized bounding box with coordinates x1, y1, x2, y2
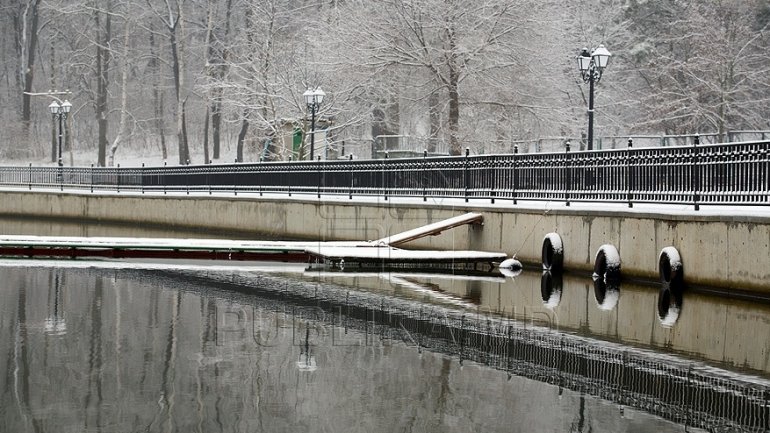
(1, 138, 768, 208)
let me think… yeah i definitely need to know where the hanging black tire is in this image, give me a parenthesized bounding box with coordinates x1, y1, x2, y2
(658, 247, 683, 285)
(594, 244, 621, 281)
(541, 233, 564, 272)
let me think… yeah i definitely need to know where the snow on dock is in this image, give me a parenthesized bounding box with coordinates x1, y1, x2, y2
(0, 235, 363, 262)
(0, 212, 506, 267)
(305, 245, 507, 267)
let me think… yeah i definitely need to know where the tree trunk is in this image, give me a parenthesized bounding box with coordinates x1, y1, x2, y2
(202, 106, 210, 163)
(181, 99, 190, 163)
(169, 3, 189, 164)
(446, 25, 461, 156)
(95, 3, 111, 167)
(428, 89, 440, 153)
(211, 103, 221, 159)
(236, 117, 248, 162)
(20, 0, 41, 129)
(170, 30, 187, 164)
(148, 30, 167, 161)
(108, 20, 131, 167)
(49, 42, 56, 161)
(448, 70, 461, 155)
(212, 0, 233, 160)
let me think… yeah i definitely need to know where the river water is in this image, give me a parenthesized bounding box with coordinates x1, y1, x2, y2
(1, 259, 769, 433)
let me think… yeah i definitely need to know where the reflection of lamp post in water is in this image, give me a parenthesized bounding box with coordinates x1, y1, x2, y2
(48, 99, 72, 183)
(296, 326, 317, 372)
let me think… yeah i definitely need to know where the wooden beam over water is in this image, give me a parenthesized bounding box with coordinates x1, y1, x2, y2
(374, 212, 484, 247)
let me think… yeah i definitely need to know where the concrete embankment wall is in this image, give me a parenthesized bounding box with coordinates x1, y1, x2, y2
(1, 189, 769, 292)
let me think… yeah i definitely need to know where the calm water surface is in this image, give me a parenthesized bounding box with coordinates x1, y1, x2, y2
(1, 260, 768, 432)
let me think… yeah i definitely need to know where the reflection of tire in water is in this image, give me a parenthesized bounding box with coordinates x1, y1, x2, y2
(658, 281, 684, 328)
(593, 274, 620, 311)
(541, 271, 563, 310)
(658, 246, 683, 285)
(541, 233, 564, 272)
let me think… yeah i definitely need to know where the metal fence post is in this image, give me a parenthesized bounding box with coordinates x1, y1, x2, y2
(141, 163, 145, 194)
(90, 163, 94, 193)
(317, 155, 322, 199)
(766, 141, 770, 204)
(384, 151, 389, 201)
(513, 145, 518, 205)
(163, 161, 168, 194)
(490, 155, 496, 204)
(28, 163, 32, 190)
(258, 158, 263, 197)
(464, 147, 470, 202)
(423, 150, 428, 202)
(692, 134, 700, 211)
(116, 164, 120, 193)
(208, 161, 214, 195)
(627, 139, 633, 208)
(186, 160, 190, 195)
(349, 154, 354, 200)
(565, 141, 571, 206)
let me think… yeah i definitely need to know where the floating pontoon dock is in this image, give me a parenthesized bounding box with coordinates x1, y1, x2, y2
(305, 245, 506, 268)
(0, 212, 507, 268)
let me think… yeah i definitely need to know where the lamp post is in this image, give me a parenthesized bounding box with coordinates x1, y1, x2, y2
(48, 99, 72, 169)
(577, 44, 611, 151)
(303, 87, 325, 160)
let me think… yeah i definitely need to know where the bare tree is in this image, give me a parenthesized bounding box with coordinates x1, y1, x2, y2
(94, 0, 112, 166)
(9, 0, 43, 157)
(624, 0, 770, 135)
(326, 0, 541, 155)
(108, 17, 132, 166)
(146, 0, 190, 164)
(202, 0, 232, 161)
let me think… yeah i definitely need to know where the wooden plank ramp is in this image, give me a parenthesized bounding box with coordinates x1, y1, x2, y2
(373, 212, 483, 246)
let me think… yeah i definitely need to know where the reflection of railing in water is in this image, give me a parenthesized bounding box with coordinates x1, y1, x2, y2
(144, 268, 769, 432)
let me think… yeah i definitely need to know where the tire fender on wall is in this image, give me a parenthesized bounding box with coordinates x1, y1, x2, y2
(541, 233, 564, 272)
(658, 246, 683, 285)
(594, 244, 621, 280)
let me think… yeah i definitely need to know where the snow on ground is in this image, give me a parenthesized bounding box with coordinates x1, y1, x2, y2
(1, 142, 240, 168)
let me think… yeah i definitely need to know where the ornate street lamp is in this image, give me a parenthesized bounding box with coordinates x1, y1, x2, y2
(577, 44, 611, 150)
(303, 87, 325, 160)
(48, 99, 72, 169)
